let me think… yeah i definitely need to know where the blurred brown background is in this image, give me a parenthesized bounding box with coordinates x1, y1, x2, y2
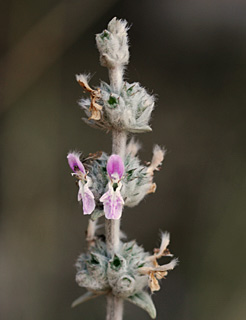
(0, 0, 246, 319)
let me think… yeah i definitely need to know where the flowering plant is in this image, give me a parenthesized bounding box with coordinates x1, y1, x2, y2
(67, 18, 177, 320)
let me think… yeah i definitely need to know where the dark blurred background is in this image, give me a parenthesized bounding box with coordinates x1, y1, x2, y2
(0, 0, 246, 319)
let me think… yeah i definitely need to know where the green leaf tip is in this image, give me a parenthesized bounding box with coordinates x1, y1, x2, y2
(71, 291, 103, 308)
(126, 291, 157, 319)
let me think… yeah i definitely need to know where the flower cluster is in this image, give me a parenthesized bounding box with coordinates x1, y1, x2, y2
(79, 79, 155, 133)
(73, 233, 177, 318)
(67, 141, 164, 220)
(68, 152, 124, 219)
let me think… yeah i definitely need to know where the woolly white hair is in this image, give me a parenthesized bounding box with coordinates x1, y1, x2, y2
(158, 258, 179, 271)
(76, 73, 91, 86)
(126, 138, 142, 157)
(158, 231, 171, 257)
(147, 145, 165, 175)
(96, 17, 129, 68)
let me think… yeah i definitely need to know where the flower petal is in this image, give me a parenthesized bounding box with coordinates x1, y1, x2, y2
(77, 180, 83, 201)
(82, 184, 95, 215)
(67, 152, 85, 174)
(107, 154, 124, 180)
(100, 188, 124, 219)
(78, 180, 95, 215)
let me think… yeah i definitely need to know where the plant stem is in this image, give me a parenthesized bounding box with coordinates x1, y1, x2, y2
(112, 130, 127, 158)
(105, 65, 126, 320)
(108, 66, 124, 94)
(106, 294, 123, 320)
(86, 219, 96, 248)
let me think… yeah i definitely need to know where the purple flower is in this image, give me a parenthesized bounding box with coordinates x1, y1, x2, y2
(107, 154, 124, 181)
(100, 154, 125, 220)
(67, 152, 95, 215)
(67, 152, 86, 175)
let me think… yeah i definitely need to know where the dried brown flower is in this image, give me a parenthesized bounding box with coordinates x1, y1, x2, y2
(76, 74, 103, 120)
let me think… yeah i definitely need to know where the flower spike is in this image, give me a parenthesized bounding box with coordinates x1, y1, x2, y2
(67, 18, 178, 320)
